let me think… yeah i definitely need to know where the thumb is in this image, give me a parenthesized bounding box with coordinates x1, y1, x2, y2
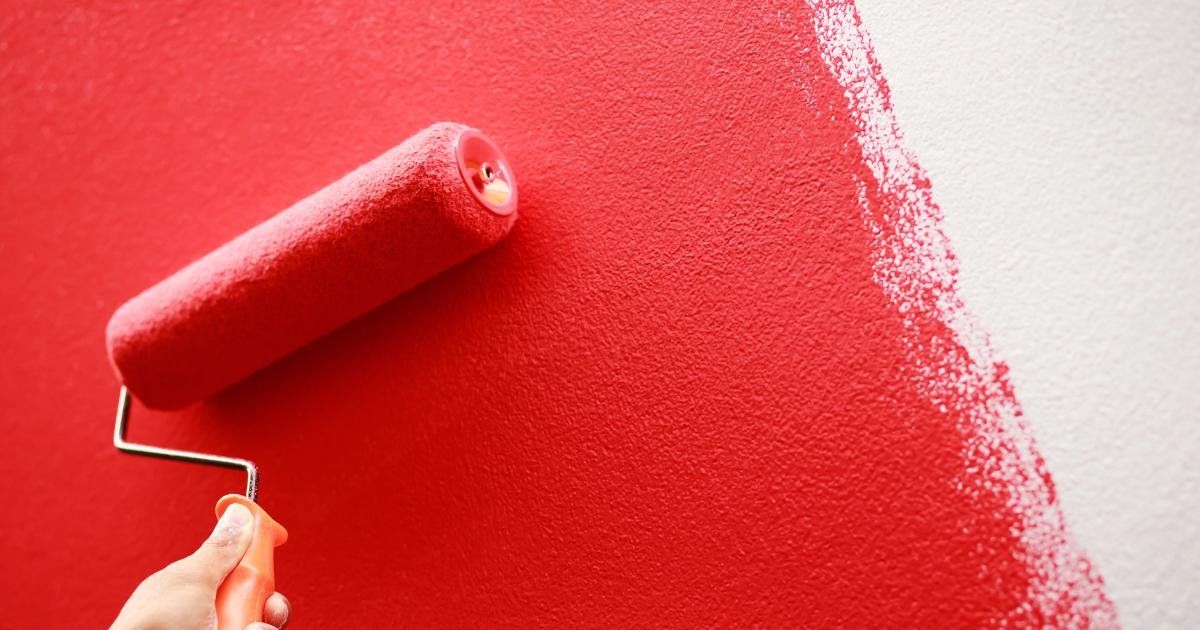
(176, 502, 255, 589)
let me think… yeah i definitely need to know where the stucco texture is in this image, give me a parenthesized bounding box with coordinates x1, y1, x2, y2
(856, 1, 1200, 626)
(0, 1, 1122, 627)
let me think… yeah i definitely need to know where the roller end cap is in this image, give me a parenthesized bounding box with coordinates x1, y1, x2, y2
(456, 129, 517, 216)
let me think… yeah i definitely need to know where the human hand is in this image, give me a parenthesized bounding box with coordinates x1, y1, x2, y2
(111, 502, 290, 630)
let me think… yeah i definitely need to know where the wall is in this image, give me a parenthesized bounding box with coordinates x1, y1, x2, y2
(854, 2, 1200, 626)
(0, 1, 1136, 626)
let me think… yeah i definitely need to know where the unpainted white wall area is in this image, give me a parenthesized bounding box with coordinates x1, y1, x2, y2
(853, 1, 1200, 627)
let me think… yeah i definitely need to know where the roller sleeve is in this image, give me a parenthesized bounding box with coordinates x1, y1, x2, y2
(106, 122, 517, 409)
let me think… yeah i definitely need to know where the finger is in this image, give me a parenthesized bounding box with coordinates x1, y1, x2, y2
(262, 591, 291, 628)
(174, 502, 254, 589)
(242, 624, 278, 630)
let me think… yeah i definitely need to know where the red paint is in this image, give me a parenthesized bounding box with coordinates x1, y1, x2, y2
(106, 123, 515, 409)
(0, 1, 1112, 627)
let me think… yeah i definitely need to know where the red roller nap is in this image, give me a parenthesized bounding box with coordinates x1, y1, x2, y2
(106, 122, 517, 409)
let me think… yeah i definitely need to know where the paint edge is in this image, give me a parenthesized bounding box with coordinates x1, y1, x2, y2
(799, 1, 1118, 626)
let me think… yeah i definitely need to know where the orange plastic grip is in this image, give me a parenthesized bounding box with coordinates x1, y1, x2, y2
(214, 495, 288, 630)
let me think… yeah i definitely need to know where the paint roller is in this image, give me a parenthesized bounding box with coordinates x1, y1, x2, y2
(106, 122, 517, 629)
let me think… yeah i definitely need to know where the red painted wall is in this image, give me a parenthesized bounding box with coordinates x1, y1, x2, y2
(0, 2, 1112, 626)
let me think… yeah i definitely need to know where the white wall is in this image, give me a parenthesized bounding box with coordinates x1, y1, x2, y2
(853, 2, 1200, 626)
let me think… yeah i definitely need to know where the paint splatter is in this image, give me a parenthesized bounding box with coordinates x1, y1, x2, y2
(807, 1, 1117, 625)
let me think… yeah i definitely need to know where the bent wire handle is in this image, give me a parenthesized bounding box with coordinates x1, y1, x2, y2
(112, 387, 286, 628)
(112, 386, 259, 501)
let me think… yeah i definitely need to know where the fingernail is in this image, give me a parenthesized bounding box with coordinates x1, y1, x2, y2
(220, 502, 252, 528)
(210, 503, 252, 546)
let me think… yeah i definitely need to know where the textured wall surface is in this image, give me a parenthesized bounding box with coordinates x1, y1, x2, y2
(0, 1, 1124, 627)
(855, 2, 1200, 626)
